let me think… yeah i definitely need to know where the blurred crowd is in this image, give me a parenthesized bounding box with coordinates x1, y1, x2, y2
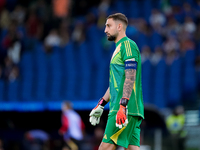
(0, 0, 200, 82)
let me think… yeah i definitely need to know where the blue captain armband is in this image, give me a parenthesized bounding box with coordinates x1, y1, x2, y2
(125, 59, 137, 70)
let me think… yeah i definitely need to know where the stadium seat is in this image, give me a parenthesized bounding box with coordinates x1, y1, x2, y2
(136, 32, 150, 50)
(168, 58, 182, 107)
(20, 51, 34, 101)
(0, 80, 5, 101)
(32, 44, 48, 101)
(153, 59, 167, 108)
(61, 43, 77, 99)
(78, 42, 92, 99)
(142, 60, 152, 104)
(113, 0, 126, 15)
(183, 50, 196, 99)
(142, 0, 152, 21)
(48, 46, 62, 100)
(150, 31, 163, 51)
(128, 0, 140, 18)
(7, 80, 19, 101)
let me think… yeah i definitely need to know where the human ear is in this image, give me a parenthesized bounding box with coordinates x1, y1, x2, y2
(117, 23, 122, 31)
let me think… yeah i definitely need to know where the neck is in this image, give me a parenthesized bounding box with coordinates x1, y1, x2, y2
(114, 32, 126, 43)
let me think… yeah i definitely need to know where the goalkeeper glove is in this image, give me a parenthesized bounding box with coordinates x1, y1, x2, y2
(116, 98, 129, 129)
(89, 98, 107, 126)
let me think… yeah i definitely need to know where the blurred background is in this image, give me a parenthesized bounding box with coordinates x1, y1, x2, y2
(0, 0, 200, 149)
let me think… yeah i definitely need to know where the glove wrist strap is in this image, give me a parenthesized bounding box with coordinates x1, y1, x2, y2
(98, 98, 108, 107)
(120, 97, 129, 107)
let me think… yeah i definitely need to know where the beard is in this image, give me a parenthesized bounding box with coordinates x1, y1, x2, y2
(107, 33, 118, 41)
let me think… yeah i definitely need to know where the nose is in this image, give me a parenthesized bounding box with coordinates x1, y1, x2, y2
(104, 27, 107, 33)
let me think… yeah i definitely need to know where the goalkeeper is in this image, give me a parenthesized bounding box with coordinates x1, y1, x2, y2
(89, 13, 144, 150)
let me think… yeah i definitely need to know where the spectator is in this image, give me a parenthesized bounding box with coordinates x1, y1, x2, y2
(0, 0, 5, 12)
(150, 47, 164, 65)
(166, 106, 187, 150)
(36, 0, 50, 23)
(59, 20, 70, 47)
(97, 11, 107, 29)
(7, 37, 21, 64)
(8, 66, 19, 82)
(149, 9, 166, 28)
(3, 57, 14, 80)
(182, 16, 196, 34)
(162, 36, 180, 54)
(71, 22, 85, 43)
(183, 2, 194, 19)
(179, 38, 195, 52)
(53, 0, 71, 18)
(194, 22, 200, 41)
(44, 29, 61, 52)
(59, 101, 85, 150)
(141, 45, 151, 63)
(98, 0, 111, 13)
(0, 9, 11, 29)
(163, 17, 181, 37)
(0, 65, 4, 79)
(10, 5, 25, 25)
(23, 129, 50, 150)
(26, 9, 43, 39)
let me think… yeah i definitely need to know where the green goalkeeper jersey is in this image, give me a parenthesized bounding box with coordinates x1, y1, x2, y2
(109, 36, 144, 119)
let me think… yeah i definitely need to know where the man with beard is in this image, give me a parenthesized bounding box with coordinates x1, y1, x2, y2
(89, 13, 144, 150)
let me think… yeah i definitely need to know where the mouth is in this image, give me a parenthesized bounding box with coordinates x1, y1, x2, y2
(106, 33, 110, 37)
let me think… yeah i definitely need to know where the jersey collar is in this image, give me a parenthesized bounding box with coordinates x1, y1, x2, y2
(116, 36, 128, 47)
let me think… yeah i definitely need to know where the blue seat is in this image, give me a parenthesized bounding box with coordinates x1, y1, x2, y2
(114, 0, 125, 15)
(7, 80, 19, 101)
(21, 77, 33, 101)
(142, 60, 152, 104)
(0, 80, 5, 101)
(48, 49, 62, 100)
(128, 0, 139, 18)
(20, 52, 34, 101)
(142, 0, 152, 21)
(60, 43, 77, 99)
(150, 31, 163, 51)
(153, 59, 167, 108)
(78, 42, 92, 99)
(168, 58, 182, 107)
(183, 51, 196, 95)
(95, 62, 109, 98)
(169, 0, 182, 6)
(136, 32, 149, 50)
(32, 45, 48, 101)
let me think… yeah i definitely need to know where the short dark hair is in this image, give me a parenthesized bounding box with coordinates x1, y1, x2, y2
(107, 13, 128, 27)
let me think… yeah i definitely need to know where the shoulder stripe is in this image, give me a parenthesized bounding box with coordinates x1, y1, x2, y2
(124, 41, 128, 56)
(128, 41, 132, 56)
(125, 41, 130, 56)
(124, 41, 132, 57)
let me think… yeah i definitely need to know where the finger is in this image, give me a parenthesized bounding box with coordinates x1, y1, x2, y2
(97, 117, 100, 124)
(116, 117, 119, 127)
(89, 110, 94, 116)
(118, 119, 122, 129)
(92, 117, 97, 126)
(89, 116, 92, 123)
(90, 116, 95, 125)
(90, 116, 97, 126)
(118, 123, 122, 129)
(122, 118, 125, 124)
(123, 118, 128, 127)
